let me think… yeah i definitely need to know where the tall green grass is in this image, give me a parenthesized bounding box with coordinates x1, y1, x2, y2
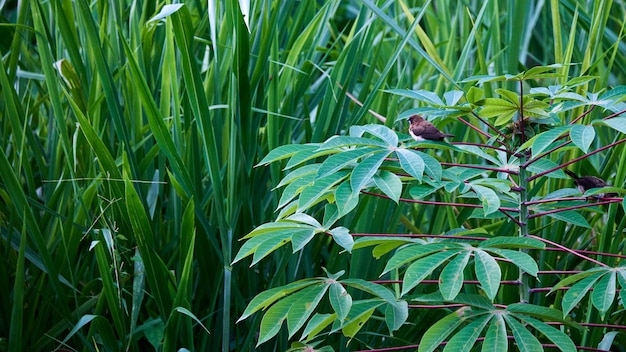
(1, 0, 625, 350)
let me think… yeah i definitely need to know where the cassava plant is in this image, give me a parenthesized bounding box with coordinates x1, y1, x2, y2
(235, 65, 626, 351)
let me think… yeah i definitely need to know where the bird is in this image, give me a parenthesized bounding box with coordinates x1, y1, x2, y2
(407, 115, 454, 141)
(563, 169, 616, 198)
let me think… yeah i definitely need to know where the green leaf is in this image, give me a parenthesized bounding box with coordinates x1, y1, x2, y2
(479, 237, 545, 249)
(334, 180, 359, 217)
(386, 88, 445, 106)
(569, 124, 595, 153)
(329, 282, 352, 322)
(350, 124, 399, 146)
(328, 227, 353, 253)
(385, 300, 408, 332)
(561, 273, 603, 316)
(252, 232, 296, 266)
(396, 148, 425, 181)
(291, 230, 317, 252)
(502, 317, 544, 352)
(600, 117, 626, 134)
(373, 171, 403, 203)
(341, 279, 398, 304)
(383, 243, 456, 275)
(402, 251, 459, 295)
(409, 184, 439, 199)
(439, 251, 471, 300)
(317, 148, 378, 179)
(526, 158, 568, 179)
(278, 173, 316, 209)
(495, 88, 519, 103)
(415, 151, 443, 181)
(551, 267, 608, 292)
(350, 151, 390, 194)
(506, 303, 567, 323)
(301, 313, 336, 342)
(474, 249, 501, 300)
(418, 308, 469, 352)
(591, 271, 616, 318)
(531, 125, 571, 158)
(286, 283, 330, 338)
(285, 148, 338, 170)
(125, 177, 173, 316)
(277, 164, 320, 188)
(238, 280, 318, 322)
(512, 315, 576, 352)
(341, 300, 383, 338)
(298, 171, 349, 212)
(320, 135, 388, 149)
(482, 315, 507, 352)
(257, 144, 321, 166)
(469, 184, 500, 216)
(545, 210, 591, 229)
(484, 248, 538, 277)
(257, 289, 300, 346)
(443, 314, 490, 352)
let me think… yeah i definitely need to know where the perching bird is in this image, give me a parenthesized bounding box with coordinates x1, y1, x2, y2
(564, 169, 616, 198)
(407, 115, 454, 141)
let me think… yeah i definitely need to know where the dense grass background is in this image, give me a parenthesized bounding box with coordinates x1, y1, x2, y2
(1, 0, 626, 350)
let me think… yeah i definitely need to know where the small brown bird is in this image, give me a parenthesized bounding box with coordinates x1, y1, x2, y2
(564, 169, 616, 197)
(407, 115, 454, 141)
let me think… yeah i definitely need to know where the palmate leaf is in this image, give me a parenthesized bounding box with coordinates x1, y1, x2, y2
(340, 300, 384, 338)
(237, 280, 318, 322)
(350, 151, 391, 194)
(329, 282, 352, 322)
(334, 180, 359, 217)
(286, 284, 330, 338)
(482, 314, 507, 352)
(320, 135, 389, 149)
(480, 237, 545, 249)
(469, 184, 500, 216)
(383, 243, 458, 275)
(569, 124, 595, 153)
(258, 284, 323, 346)
(439, 251, 471, 300)
(530, 125, 572, 158)
(418, 307, 471, 352)
(545, 210, 591, 229)
(373, 171, 402, 203)
(474, 249, 501, 300)
(513, 315, 576, 352)
(385, 88, 445, 106)
(317, 147, 379, 179)
(285, 147, 339, 170)
(482, 248, 539, 277)
(350, 124, 399, 146)
(561, 272, 603, 316)
(396, 148, 425, 181)
(298, 171, 350, 212)
(600, 117, 626, 134)
(301, 313, 336, 342)
(328, 227, 353, 253)
(591, 270, 616, 319)
(385, 300, 408, 332)
(402, 251, 459, 295)
(414, 150, 443, 181)
(442, 314, 491, 352)
(502, 315, 543, 352)
(257, 143, 321, 166)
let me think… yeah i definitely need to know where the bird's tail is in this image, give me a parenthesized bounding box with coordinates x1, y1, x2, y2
(444, 133, 455, 138)
(563, 169, 578, 179)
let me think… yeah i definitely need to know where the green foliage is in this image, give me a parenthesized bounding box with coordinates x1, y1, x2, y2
(3, 0, 626, 351)
(238, 63, 626, 350)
